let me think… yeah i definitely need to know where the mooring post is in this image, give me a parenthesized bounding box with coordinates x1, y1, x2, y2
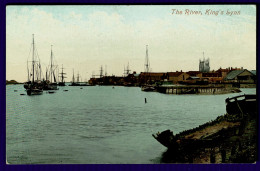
(145, 98, 147, 103)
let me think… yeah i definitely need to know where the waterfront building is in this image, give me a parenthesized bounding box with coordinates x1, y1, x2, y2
(124, 73, 138, 86)
(186, 71, 203, 78)
(224, 69, 256, 83)
(185, 76, 201, 84)
(166, 71, 190, 84)
(216, 68, 230, 80)
(138, 72, 165, 85)
(201, 72, 222, 83)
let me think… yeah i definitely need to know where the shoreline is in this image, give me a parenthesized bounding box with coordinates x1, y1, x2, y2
(153, 94, 257, 163)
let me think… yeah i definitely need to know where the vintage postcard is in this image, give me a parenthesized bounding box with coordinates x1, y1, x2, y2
(6, 5, 256, 164)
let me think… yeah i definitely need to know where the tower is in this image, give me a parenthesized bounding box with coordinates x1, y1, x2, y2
(199, 52, 210, 72)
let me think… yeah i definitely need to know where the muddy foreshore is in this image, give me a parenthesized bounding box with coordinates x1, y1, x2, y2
(153, 98, 257, 163)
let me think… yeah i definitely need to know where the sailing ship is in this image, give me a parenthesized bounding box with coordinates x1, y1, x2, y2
(68, 70, 91, 86)
(58, 64, 66, 86)
(44, 45, 58, 90)
(24, 34, 43, 95)
(69, 69, 80, 86)
(141, 45, 155, 91)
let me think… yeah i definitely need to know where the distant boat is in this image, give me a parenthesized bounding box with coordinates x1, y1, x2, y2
(124, 82, 135, 87)
(58, 64, 66, 86)
(142, 85, 156, 92)
(69, 70, 81, 86)
(44, 45, 58, 90)
(27, 88, 43, 95)
(79, 82, 93, 86)
(24, 34, 43, 95)
(141, 45, 155, 92)
(58, 82, 66, 86)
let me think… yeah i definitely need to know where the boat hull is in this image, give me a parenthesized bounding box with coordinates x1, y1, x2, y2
(225, 94, 256, 115)
(43, 83, 59, 90)
(26, 89, 43, 95)
(58, 82, 66, 86)
(141, 85, 156, 92)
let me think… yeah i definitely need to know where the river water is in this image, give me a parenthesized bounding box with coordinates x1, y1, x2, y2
(6, 85, 256, 164)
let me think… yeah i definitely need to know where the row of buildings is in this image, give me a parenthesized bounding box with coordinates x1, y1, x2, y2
(88, 67, 256, 87)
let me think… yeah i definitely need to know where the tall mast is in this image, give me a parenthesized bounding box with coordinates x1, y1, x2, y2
(100, 65, 103, 78)
(105, 65, 107, 76)
(32, 34, 35, 83)
(127, 62, 130, 75)
(60, 64, 66, 83)
(145, 45, 149, 73)
(50, 45, 53, 83)
(72, 69, 75, 83)
(124, 65, 125, 77)
(127, 62, 129, 75)
(77, 72, 80, 83)
(124, 62, 131, 76)
(39, 60, 41, 81)
(144, 45, 150, 84)
(62, 65, 64, 82)
(46, 67, 48, 81)
(27, 60, 29, 82)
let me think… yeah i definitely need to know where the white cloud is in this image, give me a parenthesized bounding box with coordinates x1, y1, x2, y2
(6, 6, 256, 82)
(69, 11, 82, 20)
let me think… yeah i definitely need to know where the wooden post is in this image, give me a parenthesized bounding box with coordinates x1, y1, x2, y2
(235, 99, 244, 119)
(221, 149, 226, 163)
(210, 149, 215, 163)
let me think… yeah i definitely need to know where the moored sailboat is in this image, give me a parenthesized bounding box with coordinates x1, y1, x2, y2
(141, 45, 155, 91)
(69, 69, 80, 86)
(24, 34, 43, 95)
(44, 45, 59, 90)
(58, 64, 66, 86)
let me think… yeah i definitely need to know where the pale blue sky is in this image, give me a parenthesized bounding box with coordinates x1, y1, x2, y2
(6, 5, 256, 82)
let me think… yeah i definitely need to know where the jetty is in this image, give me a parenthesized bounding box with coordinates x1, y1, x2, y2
(156, 85, 241, 95)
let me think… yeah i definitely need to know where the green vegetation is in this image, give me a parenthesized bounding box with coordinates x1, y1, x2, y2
(6, 80, 21, 84)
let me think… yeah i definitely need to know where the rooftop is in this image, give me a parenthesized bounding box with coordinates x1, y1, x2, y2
(225, 69, 246, 80)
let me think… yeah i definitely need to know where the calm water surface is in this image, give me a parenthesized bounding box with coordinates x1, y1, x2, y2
(6, 85, 256, 164)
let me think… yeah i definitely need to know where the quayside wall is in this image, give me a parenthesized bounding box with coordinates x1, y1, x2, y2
(157, 85, 239, 95)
